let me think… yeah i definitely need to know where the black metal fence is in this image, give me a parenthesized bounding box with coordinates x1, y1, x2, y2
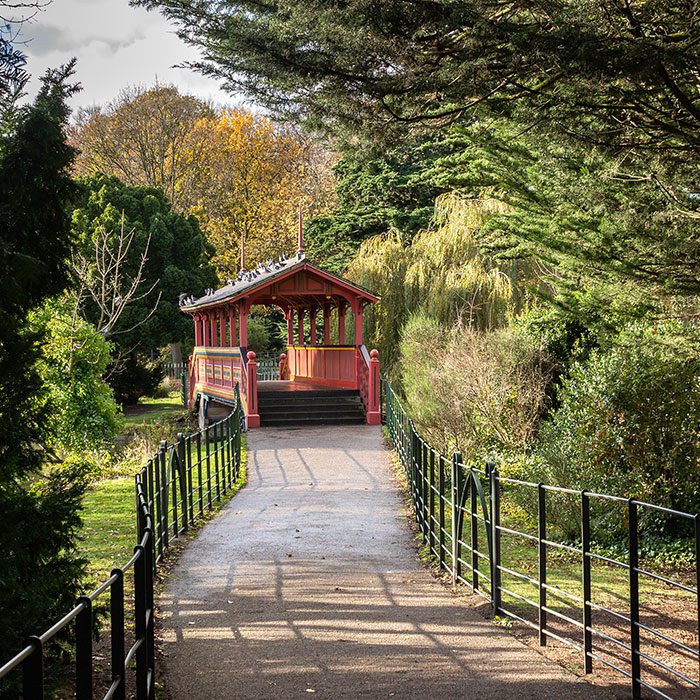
(0, 404, 243, 699)
(383, 380, 699, 700)
(163, 361, 186, 380)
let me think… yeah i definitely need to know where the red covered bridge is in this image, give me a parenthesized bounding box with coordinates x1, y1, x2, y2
(180, 250, 381, 428)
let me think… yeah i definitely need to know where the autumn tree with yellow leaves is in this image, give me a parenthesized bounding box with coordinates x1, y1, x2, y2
(181, 109, 321, 278)
(71, 85, 214, 210)
(71, 86, 337, 281)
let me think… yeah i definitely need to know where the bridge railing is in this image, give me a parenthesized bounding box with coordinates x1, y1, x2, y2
(0, 402, 243, 699)
(383, 379, 699, 700)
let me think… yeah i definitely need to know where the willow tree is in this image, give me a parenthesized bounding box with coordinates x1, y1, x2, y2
(348, 194, 527, 369)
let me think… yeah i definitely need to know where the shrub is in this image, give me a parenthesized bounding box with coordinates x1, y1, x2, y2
(535, 321, 700, 537)
(30, 297, 123, 453)
(400, 311, 551, 457)
(247, 316, 271, 353)
(108, 352, 165, 405)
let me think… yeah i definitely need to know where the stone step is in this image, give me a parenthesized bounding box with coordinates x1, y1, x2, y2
(260, 415, 367, 427)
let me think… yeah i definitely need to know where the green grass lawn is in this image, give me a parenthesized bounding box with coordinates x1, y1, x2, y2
(80, 393, 245, 586)
(80, 477, 136, 587)
(122, 392, 189, 429)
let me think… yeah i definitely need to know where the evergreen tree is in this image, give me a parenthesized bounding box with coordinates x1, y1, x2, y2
(133, 0, 700, 157)
(0, 61, 89, 678)
(306, 139, 444, 272)
(71, 173, 217, 351)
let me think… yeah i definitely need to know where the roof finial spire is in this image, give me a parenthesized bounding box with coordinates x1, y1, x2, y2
(297, 205, 304, 259)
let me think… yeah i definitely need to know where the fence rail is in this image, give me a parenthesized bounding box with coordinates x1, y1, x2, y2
(0, 398, 243, 699)
(163, 361, 186, 379)
(383, 379, 699, 700)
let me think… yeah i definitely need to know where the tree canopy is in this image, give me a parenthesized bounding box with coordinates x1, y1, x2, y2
(71, 85, 214, 210)
(132, 0, 700, 158)
(71, 174, 217, 352)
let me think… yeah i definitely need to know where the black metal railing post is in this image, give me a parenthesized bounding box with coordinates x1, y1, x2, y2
(134, 545, 148, 700)
(205, 425, 212, 508)
(170, 447, 179, 537)
(22, 636, 43, 700)
(581, 491, 592, 672)
(186, 435, 194, 526)
(177, 433, 188, 533)
(144, 528, 155, 700)
(438, 455, 446, 571)
(159, 440, 169, 551)
(146, 458, 155, 547)
(538, 483, 547, 647)
(451, 452, 462, 585)
(110, 568, 126, 700)
(197, 432, 203, 515)
(470, 471, 479, 592)
(629, 500, 641, 698)
(214, 422, 221, 501)
(422, 441, 429, 541)
(153, 451, 163, 559)
(490, 467, 501, 615)
(75, 596, 92, 700)
(428, 448, 435, 556)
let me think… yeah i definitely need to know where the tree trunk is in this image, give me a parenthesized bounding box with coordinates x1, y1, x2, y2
(169, 342, 183, 365)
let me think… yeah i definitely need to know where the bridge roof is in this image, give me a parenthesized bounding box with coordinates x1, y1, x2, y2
(180, 253, 379, 312)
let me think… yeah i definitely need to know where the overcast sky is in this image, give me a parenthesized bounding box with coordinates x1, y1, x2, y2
(20, 0, 239, 111)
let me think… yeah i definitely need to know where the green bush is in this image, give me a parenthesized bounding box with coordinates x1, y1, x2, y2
(108, 352, 165, 405)
(400, 311, 551, 457)
(247, 316, 271, 353)
(30, 297, 123, 453)
(535, 321, 700, 537)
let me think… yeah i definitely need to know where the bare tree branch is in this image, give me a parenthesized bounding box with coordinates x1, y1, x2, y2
(70, 213, 162, 338)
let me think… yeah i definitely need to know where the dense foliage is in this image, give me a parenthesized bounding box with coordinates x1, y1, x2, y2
(133, 0, 700, 161)
(0, 62, 89, 678)
(30, 297, 123, 453)
(306, 139, 446, 273)
(71, 173, 217, 351)
(135, 0, 700, 526)
(536, 322, 700, 525)
(71, 88, 337, 277)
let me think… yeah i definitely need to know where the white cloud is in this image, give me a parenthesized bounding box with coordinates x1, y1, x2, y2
(20, 0, 242, 111)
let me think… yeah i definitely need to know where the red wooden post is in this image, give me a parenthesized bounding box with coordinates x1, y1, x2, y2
(338, 304, 346, 344)
(298, 308, 305, 345)
(238, 300, 249, 348)
(367, 349, 381, 425)
(309, 307, 317, 345)
(279, 353, 287, 380)
(228, 306, 237, 346)
(203, 312, 210, 346)
(194, 313, 202, 345)
(210, 313, 218, 347)
(286, 308, 294, 345)
(354, 301, 364, 346)
(323, 304, 331, 345)
(246, 351, 260, 428)
(219, 309, 226, 346)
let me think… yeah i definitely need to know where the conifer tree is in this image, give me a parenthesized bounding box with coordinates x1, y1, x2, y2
(0, 60, 88, 673)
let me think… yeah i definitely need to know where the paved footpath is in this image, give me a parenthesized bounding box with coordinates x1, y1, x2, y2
(159, 425, 612, 699)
